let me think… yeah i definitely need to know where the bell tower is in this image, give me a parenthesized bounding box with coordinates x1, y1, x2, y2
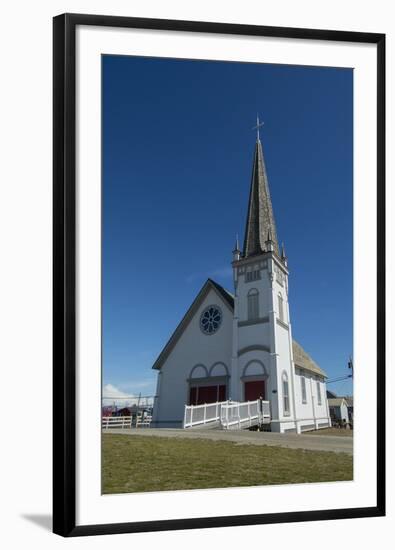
(230, 119, 298, 432)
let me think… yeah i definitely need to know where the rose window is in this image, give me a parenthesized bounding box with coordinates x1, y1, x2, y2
(200, 305, 222, 335)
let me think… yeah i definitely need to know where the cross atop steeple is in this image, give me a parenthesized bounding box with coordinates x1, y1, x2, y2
(252, 114, 264, 141)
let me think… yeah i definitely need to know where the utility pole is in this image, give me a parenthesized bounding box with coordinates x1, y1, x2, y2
(348, 356, 353, 379)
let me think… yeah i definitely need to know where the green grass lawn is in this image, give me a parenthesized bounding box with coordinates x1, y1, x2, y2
(102, 434, 353, 494)
(305, 428, 353, 437)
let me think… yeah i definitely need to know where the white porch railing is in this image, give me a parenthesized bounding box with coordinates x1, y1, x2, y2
(102, 416, 132, 430)
(183, 401, 228, 429)
(220, 400, 271, 429)
(261, 400, 271, 422)
(183, 400, 271, 430)
(221, 400, 258, 429)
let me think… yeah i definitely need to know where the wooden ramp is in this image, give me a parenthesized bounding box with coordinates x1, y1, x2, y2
(183, 400, 270, 430)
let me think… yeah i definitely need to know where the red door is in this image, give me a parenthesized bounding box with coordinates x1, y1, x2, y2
(189, 387, 198, 405)
(218, 384, 226, 401)
(189, 384, 227, 405)
(244, 380, 265, 401)
(197, 385, 218, 404)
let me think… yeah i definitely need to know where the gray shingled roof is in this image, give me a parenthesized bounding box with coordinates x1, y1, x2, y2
(243, 138, 279, 257)
(292, 339, 327, 378)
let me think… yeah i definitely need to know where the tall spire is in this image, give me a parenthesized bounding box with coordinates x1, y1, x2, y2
(233, 233, 240, 252)
(233, 233, 241, 261)
(242, 126, 279, 257)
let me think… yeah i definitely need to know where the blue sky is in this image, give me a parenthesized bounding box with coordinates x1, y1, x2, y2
(102, 55, 353, 399)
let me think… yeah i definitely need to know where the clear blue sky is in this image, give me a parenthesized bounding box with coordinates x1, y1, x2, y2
(102, 55, 353, 398)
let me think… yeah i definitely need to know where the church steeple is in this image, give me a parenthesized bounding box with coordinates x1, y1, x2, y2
(232, 234, 241, 261)
(242, 123, 279, 257)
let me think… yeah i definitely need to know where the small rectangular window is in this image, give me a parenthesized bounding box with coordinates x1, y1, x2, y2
(246, 270, 260, 282)
(278, 294, 284, 322)
(301, 376, 307, 403)
(316, 381, 322, 405)
(283, 378, 290, 414)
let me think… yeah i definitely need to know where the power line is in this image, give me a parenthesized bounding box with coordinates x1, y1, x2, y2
(102, 394, 156, 399)
(326, 374, 353, 384)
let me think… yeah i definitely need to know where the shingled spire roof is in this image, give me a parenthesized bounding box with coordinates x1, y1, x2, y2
(242, 136, 279, 257)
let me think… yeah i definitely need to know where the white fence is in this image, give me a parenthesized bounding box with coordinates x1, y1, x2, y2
(102, 414, 152, 430)
(102, 416, 132, 430)
(183, 400, 271, 430)
(136, 414, 152, 428)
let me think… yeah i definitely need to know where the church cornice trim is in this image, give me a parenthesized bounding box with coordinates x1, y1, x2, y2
(238, 345, 270, 357)
(242, 359, 268, 378)
(209, 361, 230, 377)
(240, 373, 269, 382)
(186, 375, 230, 384)
(276, 318, 289, 330)
(238, 316, 269, 327)
(189, 364, 209, 379)
(232, 253, 269, 268)
(232, 251, 288, 274)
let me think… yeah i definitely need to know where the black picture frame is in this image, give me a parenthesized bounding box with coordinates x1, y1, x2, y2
(53, 13, 386, 537)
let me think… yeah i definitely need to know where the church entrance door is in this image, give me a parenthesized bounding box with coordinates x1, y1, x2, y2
(197, 385, 217, 404)
(244, 380, 266, 401)
(189, 384, 226, 405)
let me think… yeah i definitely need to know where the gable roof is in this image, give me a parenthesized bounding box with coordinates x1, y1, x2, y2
(209, 278, 235, 309)
(328, 398, 348, 407)
(152, 279, 327, 378)
(152, 279, 234, 370)
(328, 395, 353, 407)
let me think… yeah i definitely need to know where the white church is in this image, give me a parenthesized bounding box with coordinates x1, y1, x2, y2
(151, 124, 331, 434)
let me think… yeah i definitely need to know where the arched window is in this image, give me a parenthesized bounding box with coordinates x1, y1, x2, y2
(247, 288, 259, 320)
(282, 372, 290, 414)
(278, 292, 284, 322)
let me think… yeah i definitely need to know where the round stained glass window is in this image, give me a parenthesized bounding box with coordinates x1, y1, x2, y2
(200, 305, 222, 335)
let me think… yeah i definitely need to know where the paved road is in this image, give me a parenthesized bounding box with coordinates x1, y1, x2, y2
(104, 428, 353, 455)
